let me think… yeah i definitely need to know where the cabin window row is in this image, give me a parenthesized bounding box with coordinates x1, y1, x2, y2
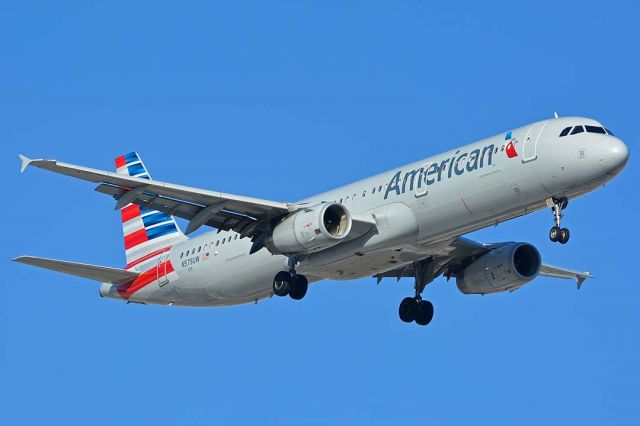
(337, 184, 387, 204)
(179, 233, 239, 258)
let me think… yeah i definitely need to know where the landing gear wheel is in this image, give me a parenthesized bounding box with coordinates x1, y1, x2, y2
(289, 275, 308, 300)
(415, 300, 434, 326)
(273, 271, 292, 297)
(398, 297, 418, 323)
(549, 197, 570, 244)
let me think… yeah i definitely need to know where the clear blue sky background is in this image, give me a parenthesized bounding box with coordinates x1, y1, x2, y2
(1, 1, 638, 424)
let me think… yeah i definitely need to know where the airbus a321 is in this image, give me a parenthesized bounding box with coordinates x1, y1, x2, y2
(14, 116, 628, 326)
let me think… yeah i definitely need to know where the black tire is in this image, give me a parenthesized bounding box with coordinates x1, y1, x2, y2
(559, 228, 570, 244)
(289, 275, 308, 300)
(560, 199, 569, 210)
(273, 271, 292, 297)
(399, 297, 418, 323)
(415, 300, 434, 326)
(549, 226, 561, 242)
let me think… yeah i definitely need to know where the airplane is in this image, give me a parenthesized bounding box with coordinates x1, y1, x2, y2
(13, 115, 629, 326)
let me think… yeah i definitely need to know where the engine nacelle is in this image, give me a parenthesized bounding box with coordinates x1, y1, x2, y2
(265, 202, 352, 255)
(456, 242, 541, 295)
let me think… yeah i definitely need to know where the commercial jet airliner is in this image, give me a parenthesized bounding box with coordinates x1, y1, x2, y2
(14, 116, 628, 326)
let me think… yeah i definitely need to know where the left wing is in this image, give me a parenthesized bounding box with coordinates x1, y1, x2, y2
(375, 237, 592, 289)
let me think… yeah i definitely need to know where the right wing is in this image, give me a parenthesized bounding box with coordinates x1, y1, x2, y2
(19, 155, 296, 242)
(13, 256, 139, 284)
(19, 155, 377, 253)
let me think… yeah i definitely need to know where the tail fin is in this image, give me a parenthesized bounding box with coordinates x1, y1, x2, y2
(115, 152, 187, 269)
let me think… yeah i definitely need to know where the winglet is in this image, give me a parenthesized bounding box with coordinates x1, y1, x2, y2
(18, 154, 32, 173)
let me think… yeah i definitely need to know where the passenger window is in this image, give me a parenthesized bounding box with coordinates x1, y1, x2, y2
(372, 187, 376, 194)
(180, 252, 184, 259)
(222, 238, 226, 244)
(352, 193, 356, 200)
(379, 185, 383, 192)
(571, 126, 584, 135)
(234, 235, 238, 240)
(191, 248, 195, 255)
(197, 246, 201, 253)
(216, 240, 219, 246)
(585, 125, 606, 134)
(362, 190, 367, 197)
(559, 127, 572, 137)
(339, 198, 343, 203)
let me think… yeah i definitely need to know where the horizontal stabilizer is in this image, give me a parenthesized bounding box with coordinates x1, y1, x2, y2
(13, 256, 139, 284)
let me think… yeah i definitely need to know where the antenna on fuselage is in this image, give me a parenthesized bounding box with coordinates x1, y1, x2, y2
(553, 112, 559, 119)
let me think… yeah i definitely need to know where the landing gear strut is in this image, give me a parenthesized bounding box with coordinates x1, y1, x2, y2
(272, 258, 308, 301)
(549, 197, 570, 244)
(398, 258, 435, 326)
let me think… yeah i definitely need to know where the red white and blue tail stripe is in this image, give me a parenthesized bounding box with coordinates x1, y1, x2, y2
(115, 152, 187, 270)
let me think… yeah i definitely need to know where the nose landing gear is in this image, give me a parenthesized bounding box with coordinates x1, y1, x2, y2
(549, 197, 570, 244)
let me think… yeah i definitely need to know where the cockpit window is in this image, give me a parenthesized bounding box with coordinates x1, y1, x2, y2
(605, 128, 615, 136)
(570, 126, 584, 135)
(585, 125, 606, 134)
(559, 127, 572, 137)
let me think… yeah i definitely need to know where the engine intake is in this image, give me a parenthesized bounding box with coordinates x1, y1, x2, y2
(456, 242, 541, 295)
(265, 202, 352, 255)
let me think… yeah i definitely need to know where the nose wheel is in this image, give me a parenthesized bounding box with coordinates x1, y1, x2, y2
(549, 197, 570, 244)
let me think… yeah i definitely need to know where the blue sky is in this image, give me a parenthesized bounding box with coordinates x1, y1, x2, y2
(1, 1, 638, 424)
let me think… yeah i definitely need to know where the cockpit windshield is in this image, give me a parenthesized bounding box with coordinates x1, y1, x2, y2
(559, 124, 614, 137)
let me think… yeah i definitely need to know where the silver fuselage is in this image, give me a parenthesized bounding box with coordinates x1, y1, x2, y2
(100, 116, 628, 306)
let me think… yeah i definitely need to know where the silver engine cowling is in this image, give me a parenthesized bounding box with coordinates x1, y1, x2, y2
(265, 202, 352, 255)
(456, 242, 541, 295)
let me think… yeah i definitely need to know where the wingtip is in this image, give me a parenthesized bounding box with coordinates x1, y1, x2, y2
(18, 154, 32, 173)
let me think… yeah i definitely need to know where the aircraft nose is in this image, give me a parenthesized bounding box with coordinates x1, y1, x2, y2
(599, 137, 629, 174)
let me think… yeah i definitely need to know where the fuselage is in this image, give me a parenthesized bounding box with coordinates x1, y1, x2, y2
(100, 116, 628, 306)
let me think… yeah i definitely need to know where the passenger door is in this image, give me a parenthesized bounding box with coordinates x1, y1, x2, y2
(157, 252, 170, 286)
(522, 121, 547, 163)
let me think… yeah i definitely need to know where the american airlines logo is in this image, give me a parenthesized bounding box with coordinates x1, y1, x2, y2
(384, 143, 496, 200)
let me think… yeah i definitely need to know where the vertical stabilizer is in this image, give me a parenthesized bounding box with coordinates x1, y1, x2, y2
(115, 152, 187, 270)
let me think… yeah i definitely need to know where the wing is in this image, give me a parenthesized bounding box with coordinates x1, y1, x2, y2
(539, 263, 592, 289)
(19, 155, 297, 241)
(374, 237, 592, 289)
(14, 256, 139, 284)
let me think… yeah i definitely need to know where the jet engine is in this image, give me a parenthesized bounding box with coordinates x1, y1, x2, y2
(456, 242, 541, 294)
(265, 202, 352, 255)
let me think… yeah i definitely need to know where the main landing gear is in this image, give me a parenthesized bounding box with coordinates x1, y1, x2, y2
(549, 197, 570, 244)
(273, 258, 309, 301)
(399, 297, 434, 326)
(398, 258, 435, 326)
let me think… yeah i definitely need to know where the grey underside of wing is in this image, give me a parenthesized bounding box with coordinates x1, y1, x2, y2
(539, 263, 592, 285)
(13, 256, 139, 284)
(23, 158, 293, 238)
(374, 237, 496, 281)
(374, 238, 592, 288)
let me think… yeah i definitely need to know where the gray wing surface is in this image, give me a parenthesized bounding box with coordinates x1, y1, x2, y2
(19, 155, 295, 239)
(14, 256, 139, 284)
(375, 237, 592, 289)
